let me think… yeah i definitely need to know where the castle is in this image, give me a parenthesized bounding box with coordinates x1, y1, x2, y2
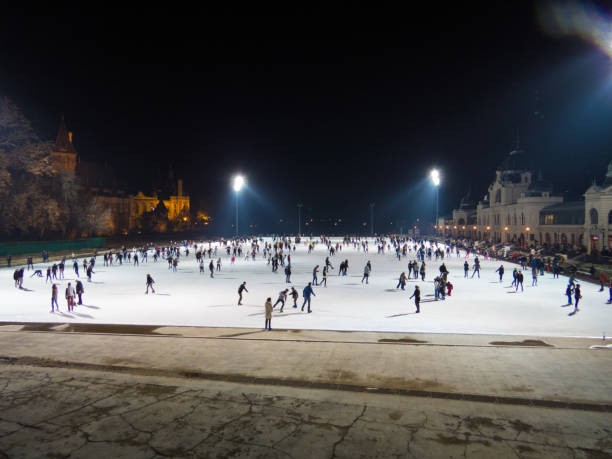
(51, 115, 190, 235)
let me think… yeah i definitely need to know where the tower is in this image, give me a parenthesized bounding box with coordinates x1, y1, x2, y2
(51, 114, 77, 174)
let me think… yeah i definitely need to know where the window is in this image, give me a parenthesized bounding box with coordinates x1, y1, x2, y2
(495, 189, 501, 203)
(609, 210, 612, 225)
(521, 213, 524, 225)
(590, 208, 598, 225)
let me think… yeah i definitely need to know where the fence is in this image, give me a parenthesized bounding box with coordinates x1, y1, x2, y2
(0, 238, 106, 257)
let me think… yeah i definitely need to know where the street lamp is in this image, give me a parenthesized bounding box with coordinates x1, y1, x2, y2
(430, 169, 441, 233)
(232, 175, 245, 237)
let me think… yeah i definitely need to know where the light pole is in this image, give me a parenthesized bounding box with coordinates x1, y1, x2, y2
(369, 203, 375, 236)
(430, 169, 440, 235)
(232, 175, 245, 238)
(297, 203, 303, 235)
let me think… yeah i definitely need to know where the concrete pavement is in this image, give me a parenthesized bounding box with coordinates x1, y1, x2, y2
(0, 323, 611, 458)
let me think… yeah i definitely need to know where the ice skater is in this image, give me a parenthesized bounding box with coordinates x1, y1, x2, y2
(301, 282, 315, 313)
(496, 264, 504, 282)
(320, 266, 328, 287)
(75, 279, 84, 305)
(145, 274, 155, 294)
(285, 264, 292, 283)
(515, 271, 524, 292)
(471, 257, 480, 278)
(273, 289, 288, 312)
(209, 260, 214, 278)
(312, 265, 319, 286)
(290, 287, 299, 308)
(238, 281, 248, 305)
(65, 282, 75, 312)
(565, 283, 574, 305)
(396, 272, 407, 290)
(409, 285, 420, 313)
(265, 297, 273, 331)
(571, 284, 582, 315)
(51, 284, 59, 312)
(362, 261, 371, 284)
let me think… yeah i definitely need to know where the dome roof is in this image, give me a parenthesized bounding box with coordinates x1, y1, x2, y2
(497, 149, 529, 172)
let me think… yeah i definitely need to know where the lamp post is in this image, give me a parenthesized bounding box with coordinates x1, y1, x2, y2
(297, 203, 303, 235)
(232, 175, 245, 238)
(430, 169, 440, 234)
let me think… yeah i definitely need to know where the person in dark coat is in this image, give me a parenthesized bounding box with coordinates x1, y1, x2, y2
(573, 284, 582, 313)
(145, 274, 155, 294)
(209, 260, 214, 278)
(301, 282, 315, 313)
(75, 280, 84, 305)
(496, 265, 504, 282)
(515, 271, 524, 292)
(238, 282, 248, 305)
(409, 285, 421, 313)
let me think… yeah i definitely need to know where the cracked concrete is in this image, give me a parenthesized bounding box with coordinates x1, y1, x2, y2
(0, 365, 610, 458)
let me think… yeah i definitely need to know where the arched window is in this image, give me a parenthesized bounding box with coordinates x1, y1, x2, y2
(458, 218, 465, 225)
(495, 189, 501, 203)
(590, 208, 598, 225)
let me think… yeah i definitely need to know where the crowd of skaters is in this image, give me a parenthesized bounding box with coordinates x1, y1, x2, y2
(6, 234, 612, 325)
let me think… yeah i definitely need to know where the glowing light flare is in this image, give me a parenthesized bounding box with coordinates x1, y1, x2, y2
(430, 169, 441, 186)
(232, 175, 245, 192)
(538, 2, 612, 59)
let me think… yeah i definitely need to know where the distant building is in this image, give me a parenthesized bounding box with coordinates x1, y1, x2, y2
(443, 145, 612, 254)
(50, 116, 190, 235)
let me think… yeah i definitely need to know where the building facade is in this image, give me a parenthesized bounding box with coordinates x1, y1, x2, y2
(50, 116, 190, 235)
(443, 147, 612, 254)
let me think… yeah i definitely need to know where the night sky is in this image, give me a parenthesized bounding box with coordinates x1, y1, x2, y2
(1, 5, 611, 234)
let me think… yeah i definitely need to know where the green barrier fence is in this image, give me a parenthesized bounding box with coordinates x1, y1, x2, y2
(0, 238, 106, 257)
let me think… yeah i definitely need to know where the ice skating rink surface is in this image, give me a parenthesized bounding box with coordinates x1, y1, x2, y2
(2, 239, 609, 338)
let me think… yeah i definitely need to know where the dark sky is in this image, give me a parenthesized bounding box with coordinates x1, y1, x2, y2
(1, 5, 611, 234)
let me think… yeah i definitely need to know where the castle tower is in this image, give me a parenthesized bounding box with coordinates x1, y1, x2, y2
(51, 114, 77, 174)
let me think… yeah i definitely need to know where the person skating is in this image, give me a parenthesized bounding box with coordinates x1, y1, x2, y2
(362, 261, 371, 284)
(238, 282, 248, 305)
(145, 274, 155, 294)
(273, 289, 288, 312)
(285, 264, 292, 283)
(532, 269, 538, 286)
(86, 263, 94, 282)
(515, 271, 524, 292)
(410, 285, 420, 313)
(209, 260, 214, 278)
(565, 283, 574, 305)
(572, 284, 582, 314)
(301, 282, 315, 313)
(51, 284, 59, 312)
(599, 272, 606, 292)
(216, 258, 221, 271)
(464, 261, 469, 278)
(471, 257, 480, 278)
(312, 265, 319, 286)
(496, 265, 504, 282)
(65, 282, 75, 312)
(265, 297, 273, 331)
(46, 267, 52, 283)
(290, 287, 299, 308)
(320, 266, 328, 287)
(607, 278, 612, 304)
(446, 281, 453, 297)
(73, 260, 79, 278)
(420, 262, 426, 281)
(75, 280, 84, 305)
(397, 272, 407, 290)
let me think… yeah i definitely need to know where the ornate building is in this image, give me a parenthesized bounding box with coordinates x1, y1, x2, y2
(584, 161, 612, 253)
(444, 146, 612, 254)
(51, 116, 190, 235)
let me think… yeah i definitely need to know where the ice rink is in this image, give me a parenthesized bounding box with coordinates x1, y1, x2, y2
(2, 239, 610, 338)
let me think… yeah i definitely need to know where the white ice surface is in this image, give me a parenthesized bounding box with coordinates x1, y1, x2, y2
(1, 239, 610, 338)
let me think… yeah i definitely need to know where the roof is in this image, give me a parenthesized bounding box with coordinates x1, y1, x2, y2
(55, 114, 76, 154)
(539, 201, 585, 225)
(497, 149, 529, 173)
